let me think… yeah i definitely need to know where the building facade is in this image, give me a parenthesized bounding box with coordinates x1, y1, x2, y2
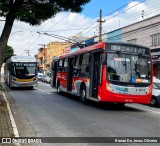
(46, 42, 71, 72)
(84, 14, 160, 78)
(38, 47, 47, 75)
(122, 14, 160, 78)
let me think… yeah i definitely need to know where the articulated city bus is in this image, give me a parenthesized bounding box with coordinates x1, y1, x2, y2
(50, 42, 153, 105)
(4, 56, 38, 89)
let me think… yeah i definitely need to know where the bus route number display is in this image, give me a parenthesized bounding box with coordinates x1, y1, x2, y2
(110, 45, 147, 55)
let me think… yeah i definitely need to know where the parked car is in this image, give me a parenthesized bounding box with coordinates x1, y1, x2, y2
(46, 76, 51, 83)
(150, 82, 160, 107)
(153, 76, 160, 83)
(38, 73, 43, 81)
(41, 75, 48, 82)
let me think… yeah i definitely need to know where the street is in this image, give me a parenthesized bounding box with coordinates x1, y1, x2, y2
(4, 81, 160, 141)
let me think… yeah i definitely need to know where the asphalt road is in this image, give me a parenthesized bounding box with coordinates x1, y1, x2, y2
(4, 81, 160, 145)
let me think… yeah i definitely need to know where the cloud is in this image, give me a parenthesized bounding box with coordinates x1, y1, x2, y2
(102, 0, 160, 34)
(0, 0, 160, 56)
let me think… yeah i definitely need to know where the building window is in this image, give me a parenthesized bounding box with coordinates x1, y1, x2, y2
(150, 33, 160, 46)
(127, 39, 137, 44)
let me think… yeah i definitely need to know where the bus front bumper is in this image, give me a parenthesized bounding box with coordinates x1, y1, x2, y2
(10, 80, 38, 87)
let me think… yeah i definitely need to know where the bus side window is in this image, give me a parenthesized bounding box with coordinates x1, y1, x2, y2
(73, 56, 80, 77)
(63, 58, 68, 72)
(80, 53, 90, 77)
(58, 59, 63, 72)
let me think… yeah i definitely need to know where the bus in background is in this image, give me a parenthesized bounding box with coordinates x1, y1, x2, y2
(50, 42, 153, 105)
(4, 56, 38, 89)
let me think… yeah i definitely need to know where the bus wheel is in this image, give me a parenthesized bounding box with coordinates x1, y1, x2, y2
(57, 83, 61, 94)
(150, 96, 156, 107)
(115, 103, 125, 107)
(30, 86, 34, 89)
(80, 85, 88, 104)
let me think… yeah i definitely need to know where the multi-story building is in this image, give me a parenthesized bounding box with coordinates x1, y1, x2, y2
(38, 47, 47, 74)
(122, 15, 160, 78)
(46, 42, 71, 72)
(38, 42, 71, 74)
(84, 14, 160, 78)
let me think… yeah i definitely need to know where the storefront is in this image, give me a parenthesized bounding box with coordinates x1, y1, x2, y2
(151, 48, 160, 79)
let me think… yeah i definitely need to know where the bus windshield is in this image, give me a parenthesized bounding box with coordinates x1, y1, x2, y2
(107, 52, 151, 84)
(11, 63, 38, 79)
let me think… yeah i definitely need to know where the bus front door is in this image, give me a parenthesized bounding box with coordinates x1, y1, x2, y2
(90, 53, 101, 98)
(67, 58, 74, 92)
(52, 61, 58, 87)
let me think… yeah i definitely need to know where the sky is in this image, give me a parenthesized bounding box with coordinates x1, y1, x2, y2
(82, 0, 137, 18)
(0, 0, 160, 56)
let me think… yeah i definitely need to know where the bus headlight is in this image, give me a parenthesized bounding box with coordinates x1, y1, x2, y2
(106, 83, 113, 92)
(11, 76, 16, 81)
(146, 87, 151, 94)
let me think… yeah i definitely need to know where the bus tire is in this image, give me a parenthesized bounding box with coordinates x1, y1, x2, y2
(150, 96, 156, 107)
(116, 103, 125, 107)
(80, 85, 88, 104)
(57, 82, 61, 95)
(30, 86, 34, 89)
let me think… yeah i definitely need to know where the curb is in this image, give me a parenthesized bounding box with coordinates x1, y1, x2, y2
(1, 92, 21, 146)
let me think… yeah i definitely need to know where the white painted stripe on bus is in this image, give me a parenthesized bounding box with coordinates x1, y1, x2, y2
(127, 104, 160, 114)
(35, 87, 51, 94)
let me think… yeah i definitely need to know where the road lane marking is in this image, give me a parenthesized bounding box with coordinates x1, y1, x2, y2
(2, 92, 21, 146)
(127, 104, 160, 114)
(35, 87, 51, 95)
(35, 87, 160, 114)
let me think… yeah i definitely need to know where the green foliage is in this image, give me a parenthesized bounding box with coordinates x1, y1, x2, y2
(0, 0, 90, 25)
(3, 45, 15, 63)
(0, 83, 5, 91)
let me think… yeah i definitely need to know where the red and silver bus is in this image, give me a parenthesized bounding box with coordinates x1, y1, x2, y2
(50, 42, 153, 105)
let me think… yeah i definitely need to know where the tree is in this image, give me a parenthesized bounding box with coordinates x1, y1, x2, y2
(3, 45, 15, 63)
(0, 0, 90, 78)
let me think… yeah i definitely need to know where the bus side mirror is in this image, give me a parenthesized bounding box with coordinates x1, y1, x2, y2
(102, 53, 106, 65)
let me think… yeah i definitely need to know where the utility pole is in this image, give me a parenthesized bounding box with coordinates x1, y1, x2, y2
(39, 44, 47, 75)
(97, 9, 105, 42)
(24, 50, 30, 56)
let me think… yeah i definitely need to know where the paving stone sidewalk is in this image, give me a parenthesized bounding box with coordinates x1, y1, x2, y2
(0, 92, 14, 145)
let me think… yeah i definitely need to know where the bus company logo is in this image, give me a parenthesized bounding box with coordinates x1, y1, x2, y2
(2, 138, 11, 144)
(116, 87, 128, 92)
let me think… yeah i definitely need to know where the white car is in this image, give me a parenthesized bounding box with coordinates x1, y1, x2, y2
(38, 73, 43, 81)
(150, 82, 160, 107)
(46, 76, 51, 83)
(153, 76, 160, 83)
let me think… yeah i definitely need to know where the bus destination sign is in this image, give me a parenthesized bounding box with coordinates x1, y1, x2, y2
(110, 45, 148, 55)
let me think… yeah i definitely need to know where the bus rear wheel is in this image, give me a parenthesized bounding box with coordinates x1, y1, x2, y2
(115, 103, 125, 107)
(150, 96, 156, 107)
(80, 85, 88, 104)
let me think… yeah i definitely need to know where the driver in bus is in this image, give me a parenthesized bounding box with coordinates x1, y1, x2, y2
(24, 67, 29, 76)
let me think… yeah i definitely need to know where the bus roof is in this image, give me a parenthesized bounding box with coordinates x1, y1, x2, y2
(57, 42, 105, 60)
(106, 41, 149, 49)
(10, 56, 37, 62)
(53, 41, 149, 61)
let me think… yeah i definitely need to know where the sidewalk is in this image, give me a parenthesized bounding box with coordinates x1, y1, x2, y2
(0, 92, 14, 144)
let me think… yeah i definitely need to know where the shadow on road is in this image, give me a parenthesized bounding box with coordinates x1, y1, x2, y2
(55, 92, 144, 112)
